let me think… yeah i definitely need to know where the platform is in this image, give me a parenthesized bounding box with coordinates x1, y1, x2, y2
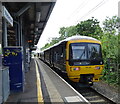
(5, 58, 89, 103)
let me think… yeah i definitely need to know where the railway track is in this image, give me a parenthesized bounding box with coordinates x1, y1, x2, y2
(54, 70, 115, 103)
(73, 85, 115, 104)
(41, 60, 115, 104)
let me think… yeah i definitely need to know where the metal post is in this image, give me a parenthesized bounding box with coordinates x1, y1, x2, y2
(15, 17, 21, 46)
(20, 16, 22, 46)
(18, 18, 21, 46)
(3, 19, 7, 47)
(20, 16, 26, 72)
(14, 20, 18, 46)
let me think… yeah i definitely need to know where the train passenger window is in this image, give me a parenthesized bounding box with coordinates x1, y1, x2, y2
(61, 53, 63, 58)
(54, 52, 61, 61)
(57, 53, 61, 60)
(56, 53, 58, 61)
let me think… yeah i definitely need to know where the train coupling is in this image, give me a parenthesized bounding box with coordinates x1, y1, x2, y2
(80, 74, 94, 86)
(86, 75, 93, 86)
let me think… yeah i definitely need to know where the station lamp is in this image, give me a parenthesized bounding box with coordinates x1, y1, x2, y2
(36, 12, 41, 23)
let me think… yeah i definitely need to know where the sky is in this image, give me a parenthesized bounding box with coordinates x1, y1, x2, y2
(37, 0, 119, 50)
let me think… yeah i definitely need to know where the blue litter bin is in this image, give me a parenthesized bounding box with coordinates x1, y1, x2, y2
(3, 46, 24, 92)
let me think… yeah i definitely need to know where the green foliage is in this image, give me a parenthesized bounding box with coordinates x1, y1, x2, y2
(59, 17, 103, 40)
(65, 26, 78, 37)
(100, 33, 118, 61)
(103, 16, 119, 34)
(76, 17, 103, 39)
(100, 34, 119, 86)
(118, 34, 120, 65)
(41, 17, 103, 50)
(41, 37, 59, 50)
(100, 16, 119, 86)
(59, 26, 78, 39)
(59, 27, 66, 37)
(101, 71, 119, 86)
(41, 43, 50, 50)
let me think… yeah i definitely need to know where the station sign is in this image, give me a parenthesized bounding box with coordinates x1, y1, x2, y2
(2, 6, 13, 26)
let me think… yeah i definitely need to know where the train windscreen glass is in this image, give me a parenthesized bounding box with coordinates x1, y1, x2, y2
(71, 45, 87, 60)
(69, 43, 103, 66)
(88, 44, 101, 59)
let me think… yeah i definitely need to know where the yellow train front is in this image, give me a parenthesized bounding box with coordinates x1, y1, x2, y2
(42, 36, 104, 85)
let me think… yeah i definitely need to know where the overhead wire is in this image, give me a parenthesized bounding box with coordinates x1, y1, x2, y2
(67, 0, 89, 20)
(74, 0, 109, 24)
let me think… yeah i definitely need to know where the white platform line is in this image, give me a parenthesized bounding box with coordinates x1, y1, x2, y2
(37, 59, 90, 104)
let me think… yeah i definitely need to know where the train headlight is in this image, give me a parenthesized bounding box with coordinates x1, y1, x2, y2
(70, 67, 80, 71)
(95, 66, 100, 70)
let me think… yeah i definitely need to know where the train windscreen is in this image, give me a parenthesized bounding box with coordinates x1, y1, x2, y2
(69, 43, 103, 66)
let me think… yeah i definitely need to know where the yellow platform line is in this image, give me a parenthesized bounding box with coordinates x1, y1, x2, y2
(35, 60, 44, 103)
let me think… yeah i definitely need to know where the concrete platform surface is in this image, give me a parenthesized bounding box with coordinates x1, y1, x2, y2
(5, 58, 89, 103)
(35, 58, 89, 103)
(5, 59, 42, 103)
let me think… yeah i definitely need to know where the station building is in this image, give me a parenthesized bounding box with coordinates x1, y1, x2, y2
(0, 0, 56, 103)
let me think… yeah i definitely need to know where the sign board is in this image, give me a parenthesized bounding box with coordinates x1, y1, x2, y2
(2, 6, 13, 26)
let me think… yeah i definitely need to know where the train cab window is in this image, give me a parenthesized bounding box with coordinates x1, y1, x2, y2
(88, 44, 101, 59)
(71, 45, 87, 60)
(69, 43, 103, 66)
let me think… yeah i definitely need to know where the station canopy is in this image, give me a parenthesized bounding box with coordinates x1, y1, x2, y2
(2, 0, 56, 50)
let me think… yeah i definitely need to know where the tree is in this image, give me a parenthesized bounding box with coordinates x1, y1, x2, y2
(100, 16, 119, 86)
(65, 26, 77, 37)
(50, 37, 59, 45)
(59, 27, 66, 36)
(103, 16, 119, 34)
(76, 17, 103, 39)
(59, 27, 67, 40)
(41, 17, 103, 50)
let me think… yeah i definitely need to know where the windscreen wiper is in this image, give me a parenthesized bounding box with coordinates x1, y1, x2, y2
(79, 48, 86, 59)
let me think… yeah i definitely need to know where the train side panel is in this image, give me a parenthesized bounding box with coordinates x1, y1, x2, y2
(52, 44, 66, 72)
(40, 52, 44, 61)
(44, 49, 51, 64)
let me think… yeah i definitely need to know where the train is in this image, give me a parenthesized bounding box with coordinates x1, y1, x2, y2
(39, 35, 104, 85)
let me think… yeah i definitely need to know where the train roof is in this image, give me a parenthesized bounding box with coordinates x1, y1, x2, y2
(43, 35, 100, 51)
(64, 35, 99, 41)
